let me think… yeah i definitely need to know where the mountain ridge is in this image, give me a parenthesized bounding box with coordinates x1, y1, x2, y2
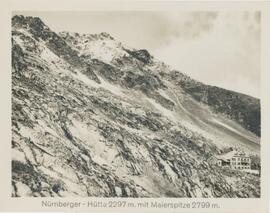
(59, 27, 260, 137)
(11, 15, 260, 198)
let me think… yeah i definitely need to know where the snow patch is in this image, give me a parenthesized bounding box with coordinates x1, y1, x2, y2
(72, 72, 123, 96)
(15, 182, 32, 197)
(158, 89, 174, 102)
(99, 77, 123, 95)
(12, 149, 27, 164)
(39, 46, 59, 64)
(146, 97, 176, 122)
(80, 39, 127, 64)
(72, 71, 100, 88)
(19, 126, 33, 139)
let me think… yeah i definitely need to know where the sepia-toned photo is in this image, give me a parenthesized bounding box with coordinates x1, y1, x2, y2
(11, 10, 261, 198)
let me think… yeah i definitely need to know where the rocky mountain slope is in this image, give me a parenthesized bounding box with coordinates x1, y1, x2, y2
(12, 15, 260, 198)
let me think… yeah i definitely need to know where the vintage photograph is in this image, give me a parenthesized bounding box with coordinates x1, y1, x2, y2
(11, 11, 261, 198)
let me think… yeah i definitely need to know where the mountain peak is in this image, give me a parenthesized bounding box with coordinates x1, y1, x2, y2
(99, 32, 114, 40)
(59, 31, 114, 41)
(125, 48, 153, 64)
(12, 15, 47, 31)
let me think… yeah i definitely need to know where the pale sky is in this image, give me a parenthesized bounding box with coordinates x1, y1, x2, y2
(14, 11, 260, 98)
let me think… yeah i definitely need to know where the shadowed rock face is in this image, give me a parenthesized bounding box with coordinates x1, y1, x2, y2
(125, 49, 153, 64)
(11, 15, 260, 198)
(12, 39, 26, 73)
